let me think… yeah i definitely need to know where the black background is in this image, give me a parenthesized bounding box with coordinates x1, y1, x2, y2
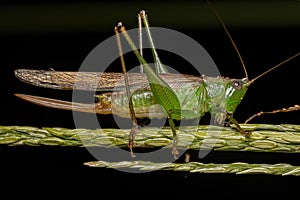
(0, 0, 299, 198)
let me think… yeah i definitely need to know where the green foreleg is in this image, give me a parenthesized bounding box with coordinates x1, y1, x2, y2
(226, 112, 251, 137)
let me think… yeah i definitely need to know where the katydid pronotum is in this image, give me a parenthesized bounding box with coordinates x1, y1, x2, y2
(14, 9, 300, 159)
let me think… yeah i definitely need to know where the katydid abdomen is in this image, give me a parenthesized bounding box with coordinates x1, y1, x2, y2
(110, 82, 206, 120)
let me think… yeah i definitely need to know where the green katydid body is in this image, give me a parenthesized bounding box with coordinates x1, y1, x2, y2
(14, 69, 250, 124)
(14, 68, 251, 159)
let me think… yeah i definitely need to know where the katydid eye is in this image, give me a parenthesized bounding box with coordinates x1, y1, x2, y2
(232, 80, 242, 90)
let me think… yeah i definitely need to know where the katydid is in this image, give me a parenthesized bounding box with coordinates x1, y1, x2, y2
(14, 10, 300, 159)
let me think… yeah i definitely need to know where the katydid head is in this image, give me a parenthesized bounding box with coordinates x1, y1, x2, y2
(225, 52, 300, 113)
(224, 52, 300, 115)
(224, 77, 249, 114)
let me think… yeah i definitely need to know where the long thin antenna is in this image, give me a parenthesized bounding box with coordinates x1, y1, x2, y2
(208, 2, 249, 79)
(250, 52, 300, 84)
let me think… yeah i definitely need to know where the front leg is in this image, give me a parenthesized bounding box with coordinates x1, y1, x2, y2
(226, 112, 251, 137)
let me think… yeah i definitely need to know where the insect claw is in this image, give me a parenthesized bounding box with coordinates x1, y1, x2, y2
(139, 9, 147, 17)
(172, 149, 179, 159)
(115, 21, 125, 32)
(129, 147, 136, 158)
(242, 130, 252, 138)
(117, 21, 123, 27)
(171, 137, 179, 159)
(128, 126, 139, 157)
(128, 142, 136, 158)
